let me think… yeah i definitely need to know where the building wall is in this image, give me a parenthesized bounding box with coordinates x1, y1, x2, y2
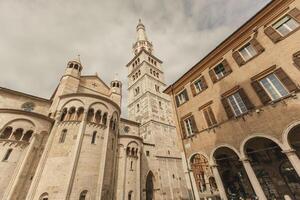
(0, 89, 53, 200)
(165, 0, 300, 199)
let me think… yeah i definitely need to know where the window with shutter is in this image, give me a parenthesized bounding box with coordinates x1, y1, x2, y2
(293, 51, 300, 68)
(251, 81, 271, 105)
(258, 72, 290, 101)
(210, 60, 232, 83)
(265, 8, 300, 43)
(191, 76, 208, 96)
(272, 15, 299, 36)
(227, 92, 248, 117)
(176, 89, 189, 106)
(183, 116, 198, 137)
(203, 106, 217, 128)
(239, 43, 257, 61)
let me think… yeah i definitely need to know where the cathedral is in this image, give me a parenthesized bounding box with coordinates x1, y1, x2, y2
(0, 20, 190, 200)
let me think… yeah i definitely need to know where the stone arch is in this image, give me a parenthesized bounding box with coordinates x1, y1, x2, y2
(242, 135, 300, 199)
(39, 192, 49, 200)
(79, 189, 89, 200)
(240, 134, 285, 158)
(282, 120, 300, 150)
(0, 118, 35, 133)
(88, 101, 109, 111)
(188, 151, 209, 169)
(60, 98, 85, 110)
(213, 145, 255, 199)
(146, 171, 155, 200)
(189, 152, 213, 194)
(209, 144, 241, 164)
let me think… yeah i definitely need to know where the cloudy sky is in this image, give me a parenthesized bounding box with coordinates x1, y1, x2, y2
(0, 0, 270, 116)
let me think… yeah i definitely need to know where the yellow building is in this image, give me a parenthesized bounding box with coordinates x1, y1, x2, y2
(164, 0, 300, 199)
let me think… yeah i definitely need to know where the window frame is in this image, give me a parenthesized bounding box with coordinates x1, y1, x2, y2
(272, 15, 299, 37)
(183, 117, 195, 137)
(2, 148, 13, 161)
(227, 92, 248, 117)
(259, 73, 289, 101)
(213, 63, 226, 80)
(238, 43, 258, 62)
(202, 106, 217, 128)
(176, 89, 188, 106)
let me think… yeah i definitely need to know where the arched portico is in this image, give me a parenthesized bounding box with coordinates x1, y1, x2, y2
(243, 136, 300, 200)
(189, 153, 219, 199)
(213, 146, 255, 200)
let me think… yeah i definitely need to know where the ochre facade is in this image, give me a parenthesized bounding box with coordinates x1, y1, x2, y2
(165, 0, 300, 200)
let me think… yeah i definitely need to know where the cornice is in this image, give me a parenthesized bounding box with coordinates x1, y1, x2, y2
(0, 109, 54, 123)
(0, 87, 51, 103)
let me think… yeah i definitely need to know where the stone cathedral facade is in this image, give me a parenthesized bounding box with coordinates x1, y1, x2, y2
(0, 21, 189, 200)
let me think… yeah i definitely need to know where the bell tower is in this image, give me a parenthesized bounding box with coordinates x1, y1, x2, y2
(127, 20, 174, 132)
(126, 20, 189, 199)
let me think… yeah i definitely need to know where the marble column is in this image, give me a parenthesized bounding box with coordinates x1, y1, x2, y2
(240, 157, 267, 200)
(282, 149, 300, 177)
(210, 164, 227, 200)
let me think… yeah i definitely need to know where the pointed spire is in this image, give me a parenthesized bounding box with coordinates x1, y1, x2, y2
(133, 19, 153, 55)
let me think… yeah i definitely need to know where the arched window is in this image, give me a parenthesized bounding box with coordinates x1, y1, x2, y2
(59, 129, 67, 143)
(69, 63, 74, 68)
(91, 131, 97, 144)
(60, 108, 68, 121)
(77, 107, 84, 121)
(79, 190, 88, 200)
(146, 171, 154, 200)
(2, 148, 13, 161)
(126, 147, 130, 155)
(12, 128, 23, 140)
(74, 64, 79, 70)
(39, 192, 49, 200)
(87, 108, 94, 123)
(95, 110, 102, 124)
(68, 107, 76, 121)
(22, 130, 33, 142)
(102, 113, 108, 125)
(0, 126, 12, 139)
(128, 191, 133, 200)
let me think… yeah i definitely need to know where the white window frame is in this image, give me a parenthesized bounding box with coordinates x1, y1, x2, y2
(193, 78, 203, 93)
(184, 117, 194, 136)
(227, 92, 248, 117)
(259, 74, 289, 101)
(177, 90, 187, 105)
(273, 15, 299, 36)
(213, 63, 226, 79)
(239, 43, 257, 61)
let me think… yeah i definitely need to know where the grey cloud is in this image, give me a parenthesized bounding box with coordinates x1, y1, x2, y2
(0, 0, 270, 117)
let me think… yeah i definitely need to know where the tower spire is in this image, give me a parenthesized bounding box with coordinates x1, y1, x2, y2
(133, 19, 153, 55)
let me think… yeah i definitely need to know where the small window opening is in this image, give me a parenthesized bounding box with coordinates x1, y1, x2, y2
(2, 149, 13, 161)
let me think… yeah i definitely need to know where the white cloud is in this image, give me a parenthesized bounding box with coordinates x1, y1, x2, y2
(0, 0, 270, 117)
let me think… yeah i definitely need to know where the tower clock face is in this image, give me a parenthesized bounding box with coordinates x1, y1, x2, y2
(124, 126, 130, 133)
